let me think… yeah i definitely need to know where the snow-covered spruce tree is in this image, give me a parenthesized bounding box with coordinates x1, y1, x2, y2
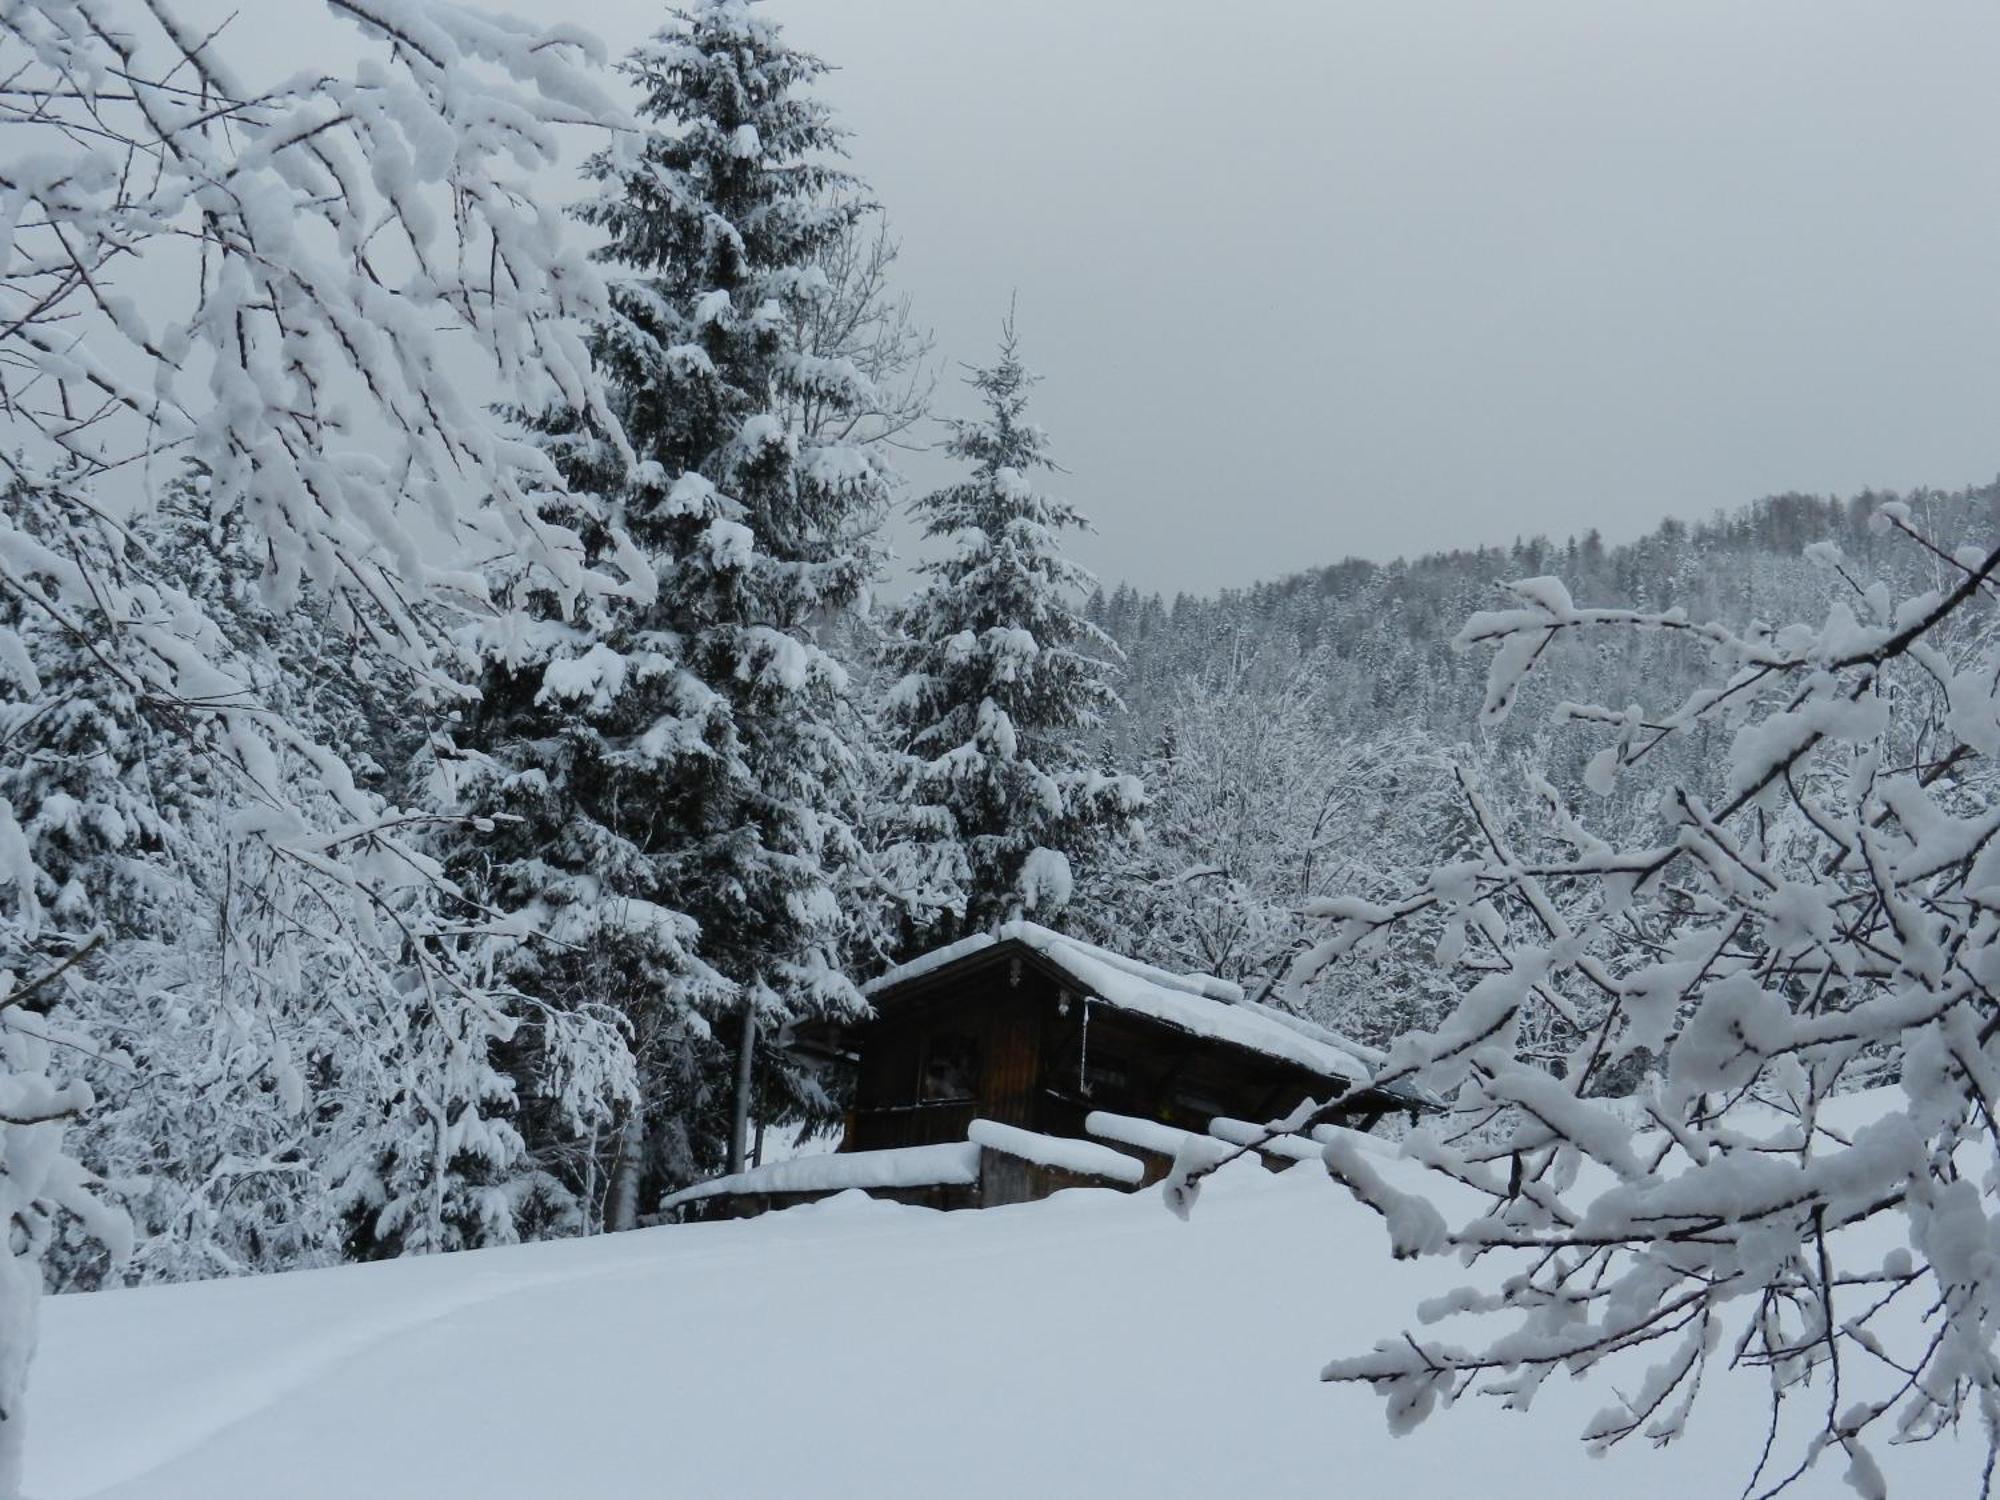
(882, 322, 1142, 944)
(1178, 504, 2000, 1494)
(793, 211, 963, 971)
(0, 4, 635, 1484)
(65, 479, 634, 1271)
(452, 0, 887, 1207)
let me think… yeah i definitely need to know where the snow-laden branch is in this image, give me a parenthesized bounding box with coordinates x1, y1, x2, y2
(1264, 511, 2000, 1496)
(0, 4, 641, 1492)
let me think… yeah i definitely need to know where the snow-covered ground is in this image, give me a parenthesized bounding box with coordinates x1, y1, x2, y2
(30, 1146, 1987, 1499)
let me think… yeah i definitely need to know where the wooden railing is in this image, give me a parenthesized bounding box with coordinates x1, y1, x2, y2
(849, 1098, 977, 1150)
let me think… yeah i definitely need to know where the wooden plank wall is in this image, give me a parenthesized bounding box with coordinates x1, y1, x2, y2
(977, 980, 1042, 1130)
(846, 970, 1047, 1149)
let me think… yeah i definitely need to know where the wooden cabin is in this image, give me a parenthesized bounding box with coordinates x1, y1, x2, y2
(663, 922, 1424, 1221)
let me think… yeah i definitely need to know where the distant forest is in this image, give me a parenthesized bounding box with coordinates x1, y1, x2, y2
(1074, 483, 2000, 1048)
(1098, 484, 2000, 751)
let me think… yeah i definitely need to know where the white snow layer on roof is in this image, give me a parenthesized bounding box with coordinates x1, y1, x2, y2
(660, 1142, 981, 1209)
(863, 922, 1376, 1086)
(1234, 999, 1385, 1067)
(968, 1119, 1146, 1185)
(1024, 927, 1246, 1004)
(858, 927, 1000, 994)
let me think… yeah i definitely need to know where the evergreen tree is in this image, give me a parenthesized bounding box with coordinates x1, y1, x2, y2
(883, 320, 1143, 941)
(450, 0, 888, 1210)
(9, 473, 627, 1284)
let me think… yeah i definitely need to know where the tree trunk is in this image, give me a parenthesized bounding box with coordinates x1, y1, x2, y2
(607, 1108, 645, 1232)
(727, 1004, 757, 1175)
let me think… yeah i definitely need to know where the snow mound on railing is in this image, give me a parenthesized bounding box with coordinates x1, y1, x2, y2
(660, 1142, 981, 1210)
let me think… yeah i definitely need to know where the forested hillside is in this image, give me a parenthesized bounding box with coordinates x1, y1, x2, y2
(1101, 486, 1999, 750)
(1081, 483, 2000, 1048)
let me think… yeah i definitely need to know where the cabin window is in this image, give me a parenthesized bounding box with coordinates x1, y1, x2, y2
(1173, 1084, 1233, 1121)
(1083, 1051, 1131, 1098)
(920, 1031, 980, 1102)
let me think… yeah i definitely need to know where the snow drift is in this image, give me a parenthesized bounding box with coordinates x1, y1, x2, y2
(29, 1134, 1989, 1499)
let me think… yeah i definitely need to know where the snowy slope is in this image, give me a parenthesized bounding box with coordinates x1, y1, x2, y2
(29, 1148, 1987, 1499)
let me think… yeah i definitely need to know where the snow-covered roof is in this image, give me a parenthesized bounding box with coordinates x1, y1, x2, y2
(865, 921, 1378, 1088)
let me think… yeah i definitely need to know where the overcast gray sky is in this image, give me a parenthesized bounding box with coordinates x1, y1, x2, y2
(760, 0, 2000, 595)
(248, 1, 2000, 596)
